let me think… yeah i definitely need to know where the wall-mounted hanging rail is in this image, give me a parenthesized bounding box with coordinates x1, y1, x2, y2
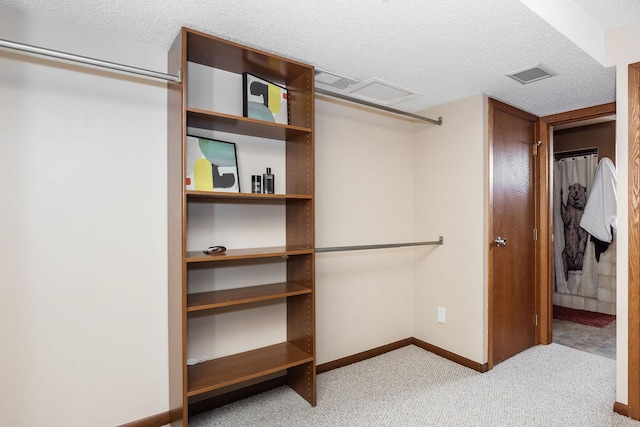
(315, 87, 442, 125)
(315, 236, 444, 253)
(553, 147, 598, 160)
(0, 38, 181, 83)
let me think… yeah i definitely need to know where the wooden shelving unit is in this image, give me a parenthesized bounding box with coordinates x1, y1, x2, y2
(167, 27, 316, 426)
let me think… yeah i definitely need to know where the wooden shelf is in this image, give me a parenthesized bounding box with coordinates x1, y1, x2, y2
(185, 246, 313, 263)
(169, 27, 316, 420)
(186, 29, 311, 84)
(186, 190, 312, 200)
(187, 108, 311, 140)
(187, 342, 313, 397)
(187, 282, 311, 312)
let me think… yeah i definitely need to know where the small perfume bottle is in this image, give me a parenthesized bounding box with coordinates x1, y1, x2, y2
(263, 167, 274, 194)
(251, 175, 262, 193)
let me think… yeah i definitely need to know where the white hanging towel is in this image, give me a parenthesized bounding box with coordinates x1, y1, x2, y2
(580, 157, 617, 242)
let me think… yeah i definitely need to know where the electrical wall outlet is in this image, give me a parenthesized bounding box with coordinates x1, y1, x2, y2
(437, 306, 446, 324)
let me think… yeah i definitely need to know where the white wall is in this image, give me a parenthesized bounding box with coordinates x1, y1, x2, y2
(0, 6, 169, 426)
(605, 20, 640, 407)
(314, 96, 416, 364)
(314, 94, 488, 366)
(412, 94, 488, 363)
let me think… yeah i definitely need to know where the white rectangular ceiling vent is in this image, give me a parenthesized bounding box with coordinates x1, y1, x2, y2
(315, 70, 359, 90)
(345, 78, 418, 105)
(507, 64, 556, 84)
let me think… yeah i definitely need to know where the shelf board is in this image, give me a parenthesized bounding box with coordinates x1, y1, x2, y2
(187, 108, 311, 140)
(187, 342, 313, 397)
(186, 246, 313, 263)
(186, 29, 312, 83)
(187, 282, 311, 312)
(186, 190, 312, 200)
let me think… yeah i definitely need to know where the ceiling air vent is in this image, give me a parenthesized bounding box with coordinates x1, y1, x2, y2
(507, 64, 556, 84)
(315, 70, 359, 90)
(345, 78, 418, 105)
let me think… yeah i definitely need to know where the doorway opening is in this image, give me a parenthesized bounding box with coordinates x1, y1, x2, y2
(543, 106, 617, 359)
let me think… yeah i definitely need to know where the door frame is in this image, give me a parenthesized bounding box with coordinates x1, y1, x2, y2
(538, 101, 617, 346)
(628, 62, 640, 419)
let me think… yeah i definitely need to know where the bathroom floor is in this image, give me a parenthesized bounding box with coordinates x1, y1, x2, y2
(552, 318, 616, 359)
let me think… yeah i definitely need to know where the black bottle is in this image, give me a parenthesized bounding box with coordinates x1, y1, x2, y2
(263, 167, 274, 194)
(251, 175, 262, 193)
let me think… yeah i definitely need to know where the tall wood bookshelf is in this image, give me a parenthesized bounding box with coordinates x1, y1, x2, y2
(167, 27, 316, 425)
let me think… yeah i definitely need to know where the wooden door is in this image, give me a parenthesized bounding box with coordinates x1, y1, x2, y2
(489, 99, 538, 366)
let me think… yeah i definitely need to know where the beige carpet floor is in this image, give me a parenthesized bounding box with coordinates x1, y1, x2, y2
(190, 343, 640, 427)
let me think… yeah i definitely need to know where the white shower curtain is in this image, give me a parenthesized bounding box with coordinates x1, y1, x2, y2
(553, 153, 598, 297)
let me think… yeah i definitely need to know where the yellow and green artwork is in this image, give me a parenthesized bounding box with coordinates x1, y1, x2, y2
(243, 73, 288, 125)
(185, 136, 240, 192)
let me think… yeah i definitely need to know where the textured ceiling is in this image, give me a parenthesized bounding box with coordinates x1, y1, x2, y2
(2, 0, 640, 117)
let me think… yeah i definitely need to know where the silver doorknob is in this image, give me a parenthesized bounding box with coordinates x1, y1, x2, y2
(494, 236, 507, 247)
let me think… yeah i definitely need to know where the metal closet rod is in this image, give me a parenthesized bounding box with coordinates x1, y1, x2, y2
(315, 87, 443, 125)
(315, 236, 444, 253)
(0, 38, 442, 125)
(0, 38, 181, 83)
